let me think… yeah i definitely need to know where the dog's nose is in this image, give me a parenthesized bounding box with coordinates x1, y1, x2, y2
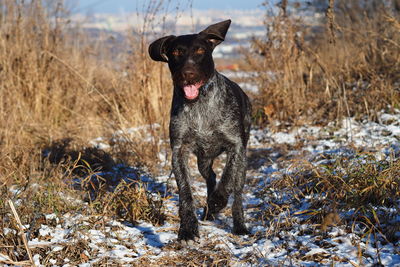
(183, 69, 195, 80)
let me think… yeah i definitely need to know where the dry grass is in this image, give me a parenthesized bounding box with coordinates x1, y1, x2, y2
(276, 156, 400, 209)
(246, 0, 400, 126)
(0, 0, 171, 189)
(89, 181, 167, 226)
(0, 1, 171, 263)
(0, 0, 171, 178)
(263, 154, 400, 245)
(136, 241, 235, 266)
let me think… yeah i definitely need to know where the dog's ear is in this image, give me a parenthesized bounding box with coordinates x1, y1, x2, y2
(199, 19, 231, 49)
(148, 35, 176, 62)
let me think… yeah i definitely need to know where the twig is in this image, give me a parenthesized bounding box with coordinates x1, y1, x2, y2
(0, 259, 31, 266)
(326, 0, 336, 44)
(1, 252, 31, 265)
(8, 200, 36, 267)
(280, 0, 288, 17)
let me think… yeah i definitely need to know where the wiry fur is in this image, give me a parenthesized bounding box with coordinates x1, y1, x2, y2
(149, 20, 252, 241)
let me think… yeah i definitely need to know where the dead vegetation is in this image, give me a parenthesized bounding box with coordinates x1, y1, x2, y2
(258, 153, 400, 249)
(247, 0, 400, 126)
(272, 154, 400, 209)
(0, 1, 171, 264)
(0, 0, 172, 202)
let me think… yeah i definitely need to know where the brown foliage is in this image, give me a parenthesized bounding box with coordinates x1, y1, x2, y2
(246, 0, 400, 127)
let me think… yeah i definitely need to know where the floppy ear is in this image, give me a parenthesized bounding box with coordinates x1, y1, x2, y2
(199, 19, 231, 49)
(148, 35, 176, 62)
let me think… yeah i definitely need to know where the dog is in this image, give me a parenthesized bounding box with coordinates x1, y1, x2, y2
(149, 20, 252, 242)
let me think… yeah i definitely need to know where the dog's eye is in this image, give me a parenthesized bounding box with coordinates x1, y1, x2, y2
(195, 48, 205, 55)
(172, 49, 182, 56)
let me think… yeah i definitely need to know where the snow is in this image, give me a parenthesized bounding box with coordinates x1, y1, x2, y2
(0, 254, 12, 262)
(3, 111, 400, 266)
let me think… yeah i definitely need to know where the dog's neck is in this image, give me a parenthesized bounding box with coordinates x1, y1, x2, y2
(200, 70, 218, 93)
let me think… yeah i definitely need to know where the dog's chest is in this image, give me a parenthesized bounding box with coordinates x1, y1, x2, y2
(182, 104, 227, 154)
(184, 105, 219, 137)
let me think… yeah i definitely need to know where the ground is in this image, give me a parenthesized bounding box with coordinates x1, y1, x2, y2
(2, 113, 400, 266)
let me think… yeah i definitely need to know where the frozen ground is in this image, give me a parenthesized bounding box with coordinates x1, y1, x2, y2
(2, 111, 400, 266)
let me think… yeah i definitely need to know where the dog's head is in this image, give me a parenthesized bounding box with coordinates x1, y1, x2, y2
(149, 20, 231, 101)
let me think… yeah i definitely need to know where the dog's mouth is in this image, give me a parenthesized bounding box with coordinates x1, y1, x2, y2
(183, 81, 204, 100)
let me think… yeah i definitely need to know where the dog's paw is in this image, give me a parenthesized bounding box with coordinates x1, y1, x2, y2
(232, 224, 250, 235)
(179, 237, 199, 247)
(207, 189, 228, 214)
(201, 206, 216, 221)
(178, 223, 199, 241)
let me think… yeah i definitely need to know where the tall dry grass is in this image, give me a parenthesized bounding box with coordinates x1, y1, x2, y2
(0, 0, 172, 184)
(247, 0, 400, 126)
(0, 0, 175, 235)
(0, 1, 174, 262)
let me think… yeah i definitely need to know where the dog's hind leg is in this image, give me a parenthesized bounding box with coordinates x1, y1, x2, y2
(197, 157, 217, 196)
(197, 157, 217, 220)
(207, 144, 249, 234)
(206, 151, 237, 216)
(231, 159, 250, 235)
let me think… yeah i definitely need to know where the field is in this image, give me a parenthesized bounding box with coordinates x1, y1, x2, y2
(0, 0, 399, 266)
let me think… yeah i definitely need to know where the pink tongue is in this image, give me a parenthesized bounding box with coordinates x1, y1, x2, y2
(183, 83, 201, 100)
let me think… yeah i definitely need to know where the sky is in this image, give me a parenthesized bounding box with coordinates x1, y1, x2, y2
(73, 0, 267, 14)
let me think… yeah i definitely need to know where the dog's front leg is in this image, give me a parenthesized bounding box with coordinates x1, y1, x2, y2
(172, 144, 199, 241)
